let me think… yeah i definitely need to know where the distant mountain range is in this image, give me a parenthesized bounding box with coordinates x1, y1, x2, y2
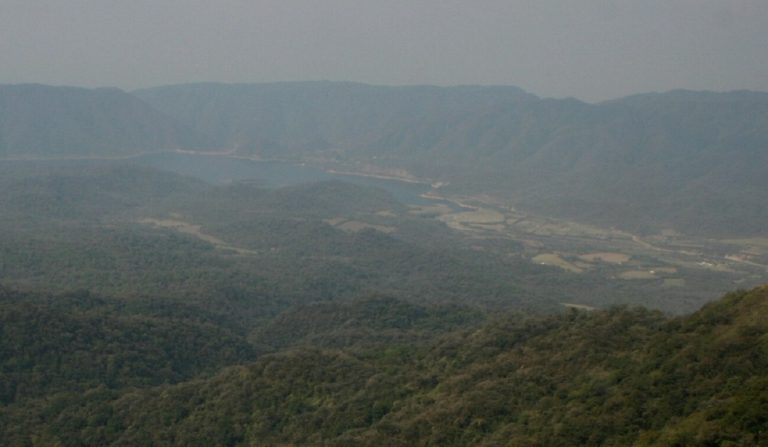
(0, 84, 208, 158)
(3, 82, 767, 236)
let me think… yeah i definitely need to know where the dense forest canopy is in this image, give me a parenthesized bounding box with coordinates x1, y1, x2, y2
(0, 82, 766, 445)
(1, 286, 766, 445)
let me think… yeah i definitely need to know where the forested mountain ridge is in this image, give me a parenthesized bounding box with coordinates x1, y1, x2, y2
(0, 84, 207, 158)
(2, 286, 765, 446)
(133, 82, 537, 157)
(1, 161, 592, 317)
(1, 160, 735, 315)
(0, 286, 259, 406)
(135, 82, 768, 237)
(2, 82, 765, 236)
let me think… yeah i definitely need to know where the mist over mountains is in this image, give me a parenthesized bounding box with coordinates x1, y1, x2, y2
(2, 81, 767, 237)
(1, 81, 767, 445)
(0, 84, 210, 158)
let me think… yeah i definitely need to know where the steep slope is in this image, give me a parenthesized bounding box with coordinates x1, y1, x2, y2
(0, 287, 258, 406)
(3, 286, 765, 445)
(497, 90, 768, 236)
(133, 81, 537, 157)
(0, 84, 207, 158)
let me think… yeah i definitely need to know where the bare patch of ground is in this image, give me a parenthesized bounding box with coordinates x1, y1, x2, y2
(438, 208, 506, 234)
(323, 217, 347, 226)
(469, 223, 507, 232)
(619, 270, 657, 280)
(407, 204, 454, 217)
(579, 252, 630, 264)
(324, 218, 395, 234)
(532, 253, 584, 273)
(336, 220, 395, 234)
(138, 218, 258, 255)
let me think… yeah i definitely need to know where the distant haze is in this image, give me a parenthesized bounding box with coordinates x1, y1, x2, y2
(1, 0, 767, 101)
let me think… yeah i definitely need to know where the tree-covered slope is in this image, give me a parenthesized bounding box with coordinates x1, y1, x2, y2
(1, 161, 589, 318)
(0, 159, 741, 319)
(3, 286, 765, 446)
(251, 295, 484, 350)
(0, 287, 258, 406)
(0, 84, 207, 158)
(133, 81, 536, 158)
(136, 83, 768, 237)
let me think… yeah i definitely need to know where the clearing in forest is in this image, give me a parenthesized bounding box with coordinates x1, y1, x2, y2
(532, 253, 584, 273)
(619, 270, 657, 280)
(138, 218, 258, 255)
(579, 252, 630, 264)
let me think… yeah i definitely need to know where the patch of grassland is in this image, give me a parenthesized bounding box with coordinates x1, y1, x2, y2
(532, 253, 584, 273)
(138, 218, 258, 255)
(619, 270, 657, 280)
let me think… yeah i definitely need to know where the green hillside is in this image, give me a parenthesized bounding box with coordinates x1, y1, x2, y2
(0, 146, 764, 446)
(1, 160, 733, 315)
(2, 286, 765, 446)
(0, 161, 572, 318)
(0, 287, 258, 406)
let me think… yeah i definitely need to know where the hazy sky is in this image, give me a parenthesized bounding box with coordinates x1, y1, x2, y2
(1, 0, 767, 101)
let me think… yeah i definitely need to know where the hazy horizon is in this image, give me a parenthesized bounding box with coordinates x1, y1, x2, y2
(2, 1, 767, 101)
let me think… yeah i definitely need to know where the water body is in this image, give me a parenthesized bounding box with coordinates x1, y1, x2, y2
(133, 152, 463, 209)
